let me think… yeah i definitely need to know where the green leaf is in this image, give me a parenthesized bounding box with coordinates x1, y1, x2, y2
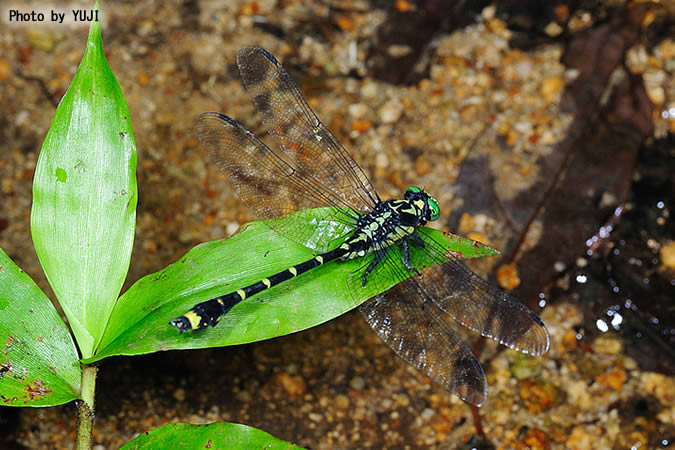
(121, 422, 303, 449)
(86, 210, 497, 363)
(30, 13, 137, 358)
(0, 249, 80, 406)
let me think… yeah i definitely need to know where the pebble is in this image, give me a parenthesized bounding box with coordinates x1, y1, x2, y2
(0, 58, 10, 82)
(349, 376, 366, 390)
(593, 334, 623, 355)
(513, 60, 532, 79)
(351, 119, 372, 133)
(378, 98, 404, 124)
(348, 103, 369, 119)
(545, 21, 563, 37)
(414, 154, 430, 176)
(334, 394, 350, 409)
(420, 408, 435, 420)
(173, 388, 185, 402)
(540, 76, 565, 104)
(375, 152, 389, 168)
(360, 81, 379, 99)
(660, 241, 675, 269)
(595, 368, 627, 391)
(277, 373, 306, 397)
(496, 263, 521, 290)
(626, 44, 649, 74)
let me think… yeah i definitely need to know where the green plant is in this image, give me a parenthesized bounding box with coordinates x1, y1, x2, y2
(0, 3, 498, 448)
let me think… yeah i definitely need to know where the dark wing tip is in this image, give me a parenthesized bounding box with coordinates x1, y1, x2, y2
(454, 355, 488, 406)
(170, 317, 192, 334)
(527, 311, 551, 355)
(237, 46, 279, 66)
(216, 113, 239, 126)
(194, 112, 238, 127)
(260, 48, 279, 65)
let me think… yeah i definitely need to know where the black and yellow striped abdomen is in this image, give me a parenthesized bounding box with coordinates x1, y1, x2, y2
(170, 247, 347, 332)
(171, 197, 427, 333)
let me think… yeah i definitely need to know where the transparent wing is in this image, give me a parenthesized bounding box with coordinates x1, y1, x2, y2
(236, 46, 379, 214)
(359, 279, 488, 406)
(417, 232, 550, 356)
(194, 112, 358, 252)
(346, 238, 487, 405)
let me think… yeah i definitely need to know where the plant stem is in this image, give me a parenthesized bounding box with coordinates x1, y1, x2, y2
(76, 364, 98, 450)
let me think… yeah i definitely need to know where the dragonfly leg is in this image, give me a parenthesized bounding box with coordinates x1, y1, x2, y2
(401, 238, 420, 275)
(409, 230, 426, 249)
(362, 248, 388, 287)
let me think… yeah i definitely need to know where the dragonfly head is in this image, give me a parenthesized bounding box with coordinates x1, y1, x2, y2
(405, 186, 440, 223)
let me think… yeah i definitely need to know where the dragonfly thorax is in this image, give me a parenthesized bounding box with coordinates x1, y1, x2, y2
(341, 188, 438, 261)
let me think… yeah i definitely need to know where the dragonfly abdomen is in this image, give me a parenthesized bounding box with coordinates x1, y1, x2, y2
(171, 247, 347, 333)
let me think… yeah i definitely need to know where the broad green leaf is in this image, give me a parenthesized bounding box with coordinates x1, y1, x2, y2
(86, 210, 497, 362)
(30, 10, 137, 358)
(0, 249, 80, 406)
(121, 422, 303, 449)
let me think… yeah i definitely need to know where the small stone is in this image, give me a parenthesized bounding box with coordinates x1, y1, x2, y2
(395, 0, 414, 13)
(26, 29, 60, 51)
(0, 58, 10, 82)
(421, 408, 435, 420)
(414, 154, 430, 176)
(647, 85, 665, 105)
(138, 73, 149, 86)
(519, 379, 563, 414)
(545, 21, 563, 37)
(173, 388, 185, 402)
(657, 405, 675, 425)
(593, 334, 623, 355)
(277, 373, 306, 397)
(481, 5, 496, 21)
(348, 103, 369, 119)
(458, 213, 475, 234)
(308, 412, 323, 422)
(387, 44, 412, 58)
(513, 61, 533, 79)
(660, 241, 675, 269)
(510, 353, 543, 380)
(336, 15, 353, 31)
(349, 376, 365, 390)
(540, 76, 565, 104)
(640, 372, 675, 405)
(505, 130, 519, 147)
(566, 380, 593, 409)
(512, 428, 550, 450)
(378, 99, 404, 124)
(375, 152, 389, 168)
(496, 263, 521, 290)
(334, 394, 350, 409)
(143, 240, 157, 253)
(351, 119, 372, 133)
(626, 44, 649, 74)
(360, 82, 378, 99)
(595, 367, 627, 391)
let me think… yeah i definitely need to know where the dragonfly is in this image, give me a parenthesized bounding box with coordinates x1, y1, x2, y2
(171, 46, 550, 406)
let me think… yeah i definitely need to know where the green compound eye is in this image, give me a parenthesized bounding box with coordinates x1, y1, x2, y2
(406, 186, 422, 194)
(428, 196, 440, 221)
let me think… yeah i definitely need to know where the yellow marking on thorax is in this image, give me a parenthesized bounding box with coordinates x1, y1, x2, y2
(237, 289, 246, 300)
(183, 311, 202, 330)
